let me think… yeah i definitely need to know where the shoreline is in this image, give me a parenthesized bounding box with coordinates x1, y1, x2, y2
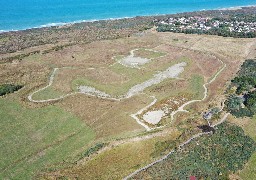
(1, 5, 256, 34)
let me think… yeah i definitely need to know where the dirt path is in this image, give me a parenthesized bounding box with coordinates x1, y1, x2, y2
(28, 67, 81, 103)
(170, 58, 226, 121)
(123, 112, 230, 180)
(130, 96, 157, 131)
(28, 46, 226, 132)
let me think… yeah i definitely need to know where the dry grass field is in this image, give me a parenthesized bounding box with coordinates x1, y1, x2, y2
(1, 29, 255, 179)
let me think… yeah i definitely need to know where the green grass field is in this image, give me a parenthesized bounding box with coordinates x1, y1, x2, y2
(239, 116, 256, 179)
(134, 48, 166, 59)
(0, 98, 95, 179)
(32, 87, 65, 101)
(189, 74, 205, 99)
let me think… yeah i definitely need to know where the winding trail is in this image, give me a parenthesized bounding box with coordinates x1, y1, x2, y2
(170, 58, 226, 121)
(130, 96, 157, 131)
(28, 67, 80, 103)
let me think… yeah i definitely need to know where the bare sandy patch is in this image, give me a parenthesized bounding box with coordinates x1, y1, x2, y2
(120, 56, 150, 68)
(143, 110, 165, 125)
(78, 86, 111, 98)
(119, 49, 151, 68)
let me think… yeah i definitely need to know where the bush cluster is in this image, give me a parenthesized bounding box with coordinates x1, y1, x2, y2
(0, 84, 23, 96)
(225, 59, 256, 117)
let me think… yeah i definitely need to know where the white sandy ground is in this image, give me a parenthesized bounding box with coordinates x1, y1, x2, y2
(120, 56, 150, 68)
(78, 86, 111, 98)
(118, 48, 166, 69)
(143, 110, 165, 124)
(119, 49, 150, 68)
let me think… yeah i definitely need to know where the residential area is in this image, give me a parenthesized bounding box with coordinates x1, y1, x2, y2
(156, 15, 256, 38)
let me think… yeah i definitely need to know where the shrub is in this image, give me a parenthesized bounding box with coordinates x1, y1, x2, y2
(0, 84, 23, 96)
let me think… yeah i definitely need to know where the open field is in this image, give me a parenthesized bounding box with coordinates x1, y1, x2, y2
(0, 98, 94, 179)
(1, 27, 256, 179)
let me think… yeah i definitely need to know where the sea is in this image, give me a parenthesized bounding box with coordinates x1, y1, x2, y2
(0, 0, 255, 32)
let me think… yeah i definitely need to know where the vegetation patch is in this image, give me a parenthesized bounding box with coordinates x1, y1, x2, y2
(133, 122, 256, 179)
(79, 143, 106, 160)
(134, 49, 166, 59)
(188, 74, 204, 99)
(48, 134, 180, 180)
(0, 84, 23, 96)
(32, 87, 64, 100)
(225, 59, 256, 117)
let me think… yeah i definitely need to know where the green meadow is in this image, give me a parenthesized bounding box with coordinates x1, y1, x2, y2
(0, 98, 94, 179)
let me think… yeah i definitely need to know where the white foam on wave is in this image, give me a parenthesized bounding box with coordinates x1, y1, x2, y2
(39, 22, 68, 28)
(0, 16, 134, 33)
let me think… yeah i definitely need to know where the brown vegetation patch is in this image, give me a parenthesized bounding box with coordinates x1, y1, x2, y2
(38, 34, 160, 67)
(58, 94, 153, 138)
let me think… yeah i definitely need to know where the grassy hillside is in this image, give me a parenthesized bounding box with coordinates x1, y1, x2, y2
(0, 98, 95, 179)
